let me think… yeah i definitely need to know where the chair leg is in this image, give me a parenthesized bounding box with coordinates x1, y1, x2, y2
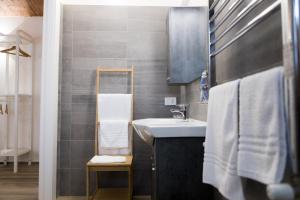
(96, 171, 100, 189)
(131, 167, 133, 199)
(86, 166, 89, 200)
(128, 167, 133, 200)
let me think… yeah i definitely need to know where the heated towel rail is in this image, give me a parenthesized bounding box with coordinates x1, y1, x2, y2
(209, 0, 300, 198)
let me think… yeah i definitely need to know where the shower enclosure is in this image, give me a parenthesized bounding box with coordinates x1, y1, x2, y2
(0, 30, 33, 173)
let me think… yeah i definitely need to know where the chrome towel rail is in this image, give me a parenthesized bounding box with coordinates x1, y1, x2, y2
(210, 0, 281, 57)
(209, 0, 231, 22)
(209, 0, 221, 12)
(210, 0, 243, 34)
(210, 0, 265, 45)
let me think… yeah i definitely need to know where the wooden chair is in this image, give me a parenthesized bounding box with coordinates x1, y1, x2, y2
(86, 67, 134, 200)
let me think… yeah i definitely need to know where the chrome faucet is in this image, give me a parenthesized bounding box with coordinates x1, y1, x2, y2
(170, 104, 189, 120)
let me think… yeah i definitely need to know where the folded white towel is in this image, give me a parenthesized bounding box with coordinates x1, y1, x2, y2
(203, 79, 245, 200)
(98, 94, 132, 121)
(99, 120, 129, 149)
(238, 67, 287, 184)
(90, 155, 126, 163)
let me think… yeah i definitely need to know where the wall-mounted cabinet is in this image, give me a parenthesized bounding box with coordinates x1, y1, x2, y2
(167, 7, 208, 85)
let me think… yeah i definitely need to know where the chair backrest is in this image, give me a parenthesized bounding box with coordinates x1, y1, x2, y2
(95, 67, 134, 155)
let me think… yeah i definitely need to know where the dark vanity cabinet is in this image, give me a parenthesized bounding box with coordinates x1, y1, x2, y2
(151, 137, 213, 200)
(168, 7, 209, 85)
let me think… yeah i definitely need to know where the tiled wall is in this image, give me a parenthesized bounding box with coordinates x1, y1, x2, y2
(185, 79, 208, 121)
(58, 5, 180, 196)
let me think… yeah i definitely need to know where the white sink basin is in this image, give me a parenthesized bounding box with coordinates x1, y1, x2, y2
(132, 118, 207, 145)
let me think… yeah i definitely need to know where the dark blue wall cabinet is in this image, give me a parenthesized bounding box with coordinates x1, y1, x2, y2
(168, 7, 209, 85)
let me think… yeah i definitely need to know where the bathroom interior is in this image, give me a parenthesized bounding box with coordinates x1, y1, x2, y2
(0, 0, 300, 200)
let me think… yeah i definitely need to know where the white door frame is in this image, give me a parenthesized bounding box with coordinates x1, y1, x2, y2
(38, 0, 61, 199)
(39, 1, 207, 199)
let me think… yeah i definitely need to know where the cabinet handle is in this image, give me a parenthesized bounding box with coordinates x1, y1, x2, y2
(152, 167, 156, 171)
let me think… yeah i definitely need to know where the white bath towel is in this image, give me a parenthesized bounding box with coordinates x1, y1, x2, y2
(90, 155, 126, 163)
(98, 94, 132, 121)
(203, 80, 245, 200)
(99, 120, 129, 148)
(238, 67, 287, 184)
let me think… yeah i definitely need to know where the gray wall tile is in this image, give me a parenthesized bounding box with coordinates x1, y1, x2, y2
(71, 112, 95, 125)
(72, 95, 96, 104)
(72, 69, 95, 92)
(61, 92, 72, 103)
(60, 141, 70, 169)
(128, 7, 169, 20)
(189, 102, 208, 121)
(71, 124, 95, 140)
(61, 112, 71, 127)
(74, 6, 128, 20)
(62, 58, 72, 73)
(127, 32, 167, 60)
(70, 140, 94, 169)
(58, 5, 178, 196)
(185, 79, 208, 121)
(186, 79, 200, 103)
(61, 71, 72, 91)
(70, 169, 86, 195)
(59, 169, 71, 195)
(62, 33, 72, 58)
(74, 18, 127, 31)
(72, 58, 127, 70)
(63, 6, 73, 33)
(61, 103, 72, 112)
(73, 32, 127, 58)
(61, 124, 71, 140)
(128, 19, 166, 32)
(73, 42, 127, 59)
(71, 103, 96, 113)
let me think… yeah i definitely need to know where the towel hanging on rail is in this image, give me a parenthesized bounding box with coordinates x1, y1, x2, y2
(238, 67, 287, 184)
(203, 79, 245, 200)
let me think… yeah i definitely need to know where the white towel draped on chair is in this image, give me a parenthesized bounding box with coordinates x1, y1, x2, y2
(203, 79, 245, 200)
(98, 94, 132, 121)
(98, 94, 132, 150)
(99, 120, 129, 148)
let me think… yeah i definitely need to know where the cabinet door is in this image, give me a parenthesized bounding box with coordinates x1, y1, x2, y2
(151, 149, 157, 200)
(154, 138, 213, 200)
(168, 7, 208, 85)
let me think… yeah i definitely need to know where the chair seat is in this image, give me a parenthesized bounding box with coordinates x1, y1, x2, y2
(87, 155, 132, 167)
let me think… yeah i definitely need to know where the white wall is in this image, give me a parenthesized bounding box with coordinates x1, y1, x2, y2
(32, 37, 42, 161)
